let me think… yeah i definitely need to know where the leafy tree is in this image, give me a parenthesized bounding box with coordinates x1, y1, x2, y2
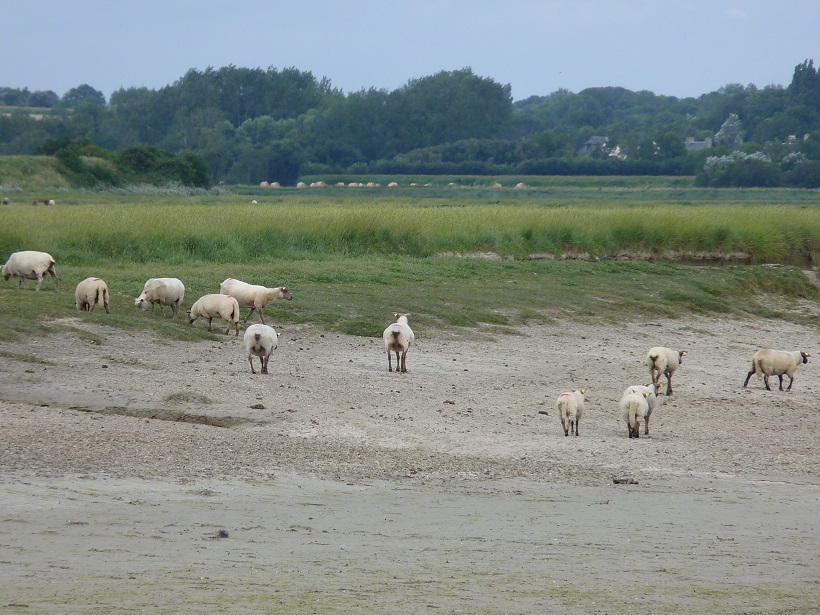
(714, 113, 744, 148)
(60, 84, 106, 108)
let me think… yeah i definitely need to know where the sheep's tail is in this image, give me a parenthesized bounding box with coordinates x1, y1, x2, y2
(627, 398, 639, 430)
(752, 357, 763, 380)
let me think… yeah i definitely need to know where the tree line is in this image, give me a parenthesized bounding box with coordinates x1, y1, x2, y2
(2, 61, 820, 187)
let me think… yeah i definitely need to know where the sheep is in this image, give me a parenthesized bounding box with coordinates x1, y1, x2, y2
(383, 313, 414, 373)
(647, 347, 686, 395)
(296, 182, 307, 188)
(75, 277, 110, 313)
(259, 181, 270, 188)
(271, 182, 281, 188)
(2, 250, 59, 290)
(45, 199, 55, 206)
(219, 278, 293, 324)
(556, 389, 586, 436)
(620, 391, 651, 439)
(388, 182, 398, 187)
(31, 200, 39, 206)
(188, 293, 240, 336)
(514, 182, 527, 189)
(244, 323, 279, 374)
(3, 197, 9, 205)
(251, 199, 258, 204)
(743, 349, 810, 391)
(135, 277, 185, 318)
(623, 383, 662, 435)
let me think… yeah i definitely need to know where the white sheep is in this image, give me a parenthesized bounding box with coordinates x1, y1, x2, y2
(219, 278, 292, 324)
(743, 349, 810, 391)
(135, 278, 185, 318)
(556, 389, 586, 436)
(383, 313, 414, 373)
(259, 181, 270, 188)
(75, 277, 110, 313)
(244, 323, 279, 374)
(3, 197, 10, 205)
(623, 383, 662, 436)
(46, 199, 55, 206)
(620, 391, 651, 439)
(188, 294, 240, 336)
(388, 182, 398, 187)
(647, 347, 686, 395)
(2, 250, 59, 290)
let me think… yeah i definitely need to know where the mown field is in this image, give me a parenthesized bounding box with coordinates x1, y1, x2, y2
(1, 178, 819, 342)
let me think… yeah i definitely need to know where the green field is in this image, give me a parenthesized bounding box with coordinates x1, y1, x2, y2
(1, 179, 819, 342)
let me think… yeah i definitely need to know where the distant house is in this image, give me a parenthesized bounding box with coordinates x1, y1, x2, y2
(578, 136, 609, 156)
(685, 137, 712, 151)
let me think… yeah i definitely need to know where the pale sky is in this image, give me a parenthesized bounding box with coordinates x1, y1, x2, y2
(3, 0, 819, 102)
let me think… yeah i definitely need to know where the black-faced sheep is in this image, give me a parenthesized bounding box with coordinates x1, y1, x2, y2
(244, 323, 279, 374)
(743, 349, 810, 391)
(556, 389, 586, 436)
(2, 250, 59, 290)
(135, 278, 185, 318)
(647, 347, 686, 395)
(383, 313, 414, 373)
(188, 294, 241, 336)
(219, 278, 292, 324)
(75, 277, 110, 313)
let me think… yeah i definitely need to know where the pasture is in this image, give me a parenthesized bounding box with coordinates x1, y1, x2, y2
(1, 182, 819, 342)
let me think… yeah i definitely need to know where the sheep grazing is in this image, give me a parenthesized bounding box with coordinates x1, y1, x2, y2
(556, 389, 586, 436)
(383, 313, 414, 373)
(2, 250, 59, 290)
(259, 181, 270, 188)
(623, 383, 662, 436)
(45, 199, 55, 206)
(75, 277, 110, 313)
(219, 278, 293, 324)
(188, 294, 241, 336)
(2, 197, 9, 205)
(620, 391, 651, 439)
(135, 277, 185, 318)
(244, 323, 279, 374)
(743, 349, 810, 391)
(647, 347, 686, 395)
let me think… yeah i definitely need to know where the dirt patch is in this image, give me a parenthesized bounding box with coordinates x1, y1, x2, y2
(1, 316, 818, 613)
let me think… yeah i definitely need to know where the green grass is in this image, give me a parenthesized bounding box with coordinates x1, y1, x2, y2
(1, 184, 819, 342)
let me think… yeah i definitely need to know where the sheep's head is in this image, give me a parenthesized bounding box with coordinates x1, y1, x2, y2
(134, 296, 148, 311)
(1, 267, 9, 281)
(678, 350, 687, 364)
(281, 287, 293, 301)
(801, 351, 810, 364)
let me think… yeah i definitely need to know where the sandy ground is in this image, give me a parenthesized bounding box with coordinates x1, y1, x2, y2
(1, 313, 819, 614)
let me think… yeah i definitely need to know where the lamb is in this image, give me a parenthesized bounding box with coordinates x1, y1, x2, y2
(2, 250, 59, 290)
(743, 349, 810, 391)
(647, 347, 686, 395)
(244, 323, 279, 374)
(188, 294, 240, 336)
(135, 278, 185, 318)
(383, 313, 414, 373)
(556, 389, 586, 436)
(74, 277, 110, 313)
(219, 278, 292, 324)
(623, 383, 662, 436)
(620, 391, 651, 439)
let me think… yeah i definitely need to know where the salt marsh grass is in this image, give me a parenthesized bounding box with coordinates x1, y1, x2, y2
(1, 188, 818, 341)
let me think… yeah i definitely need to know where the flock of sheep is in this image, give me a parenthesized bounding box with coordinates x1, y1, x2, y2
(558, 343, 811, 439)
(2, 249, 811, 439)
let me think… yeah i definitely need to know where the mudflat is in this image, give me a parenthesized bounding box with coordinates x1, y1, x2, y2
(1, 315, 818, 614)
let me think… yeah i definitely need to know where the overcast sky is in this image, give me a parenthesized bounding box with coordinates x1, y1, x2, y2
(3, 1, 819, 102)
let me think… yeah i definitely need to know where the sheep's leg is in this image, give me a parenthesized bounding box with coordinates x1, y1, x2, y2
(387, 351, 393, 372)
(644, 415, 650, 436)
(575, 418, 579, 437)
(261, 355, 269, 374)
(47, 265, 58, 290)
(665, 374, 673, 395)
(34, 273, 44, 291)
(248, 356, 256, 374)
(257, 309, 266, 325)
(743, 370, 754, 387)
(778, 375, 785, 391)
(400, 350, 408, 373)
(206, 317, 213, 331)
(786, 375, 793, 391)
(172, 302, 179, 319)
(244, 307, 257, 323)
(763, 374, 771, 391)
